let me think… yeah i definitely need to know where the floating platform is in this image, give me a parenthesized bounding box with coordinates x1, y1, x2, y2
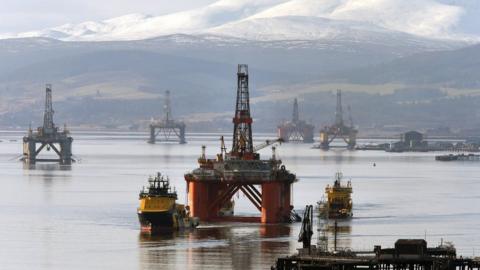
(22, 84, 73, 165)
(148, 90, 186, 144)
(318, 90, 357, 150)
(278, 98, 314, 143)
(185, 64, 299, 224)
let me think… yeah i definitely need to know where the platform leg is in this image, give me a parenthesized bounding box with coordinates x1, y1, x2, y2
(148, 125, 155, 144)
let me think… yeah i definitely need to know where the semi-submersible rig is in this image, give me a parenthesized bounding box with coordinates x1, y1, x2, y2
(22, 84, 73, 165)
(184, 64, 299, 224)
(319, 90, 357, 150)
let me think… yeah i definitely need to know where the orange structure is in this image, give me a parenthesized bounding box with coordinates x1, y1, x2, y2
(184, 64, 298, 224)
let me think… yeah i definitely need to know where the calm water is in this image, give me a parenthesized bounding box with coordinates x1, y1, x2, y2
(0, 131, 479, 270)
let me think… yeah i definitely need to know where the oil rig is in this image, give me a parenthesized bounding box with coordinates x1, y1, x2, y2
(148, 90, 186, 144)
(22, 84, 73, 165)
(277, 98, 314, 143)
(319, 90, 357, 150)
(184, 64, 298, 224)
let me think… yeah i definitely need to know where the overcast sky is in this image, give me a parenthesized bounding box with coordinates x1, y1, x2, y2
(0, 0, 216, 33)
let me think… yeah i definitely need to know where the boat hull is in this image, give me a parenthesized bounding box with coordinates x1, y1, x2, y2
(328, 203, 352, 219)
(138, 211, 175, 232)
(138, 210, 199, 232)
(328, 210, 353, 219)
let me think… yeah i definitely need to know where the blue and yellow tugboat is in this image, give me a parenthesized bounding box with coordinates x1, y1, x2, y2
(138, 172, 199, 232)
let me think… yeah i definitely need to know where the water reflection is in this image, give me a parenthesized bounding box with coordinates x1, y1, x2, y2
(22, 163, 72, 201)
(317, 217, 352, 252)
(318, 149, 356, 164)
(23, 163, 72, 171)
(138, 224, 292, 270)
(139, 231, 180, 268)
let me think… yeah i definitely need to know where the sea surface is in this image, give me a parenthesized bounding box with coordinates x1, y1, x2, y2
(0, 131, 478, 270)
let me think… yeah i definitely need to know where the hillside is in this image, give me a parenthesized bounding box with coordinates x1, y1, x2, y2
(331, 43, 480, 88)
(1, 40, 480, 132)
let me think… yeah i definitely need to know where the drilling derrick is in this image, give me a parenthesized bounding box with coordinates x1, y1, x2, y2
(277, 98, 314, 143)
(293, 98, 299, 123)
(22, 84, 73, 165)
(185, 64, 298, 224)
(148, 90, 186, 144)
(335, 90, 343, 126)
(232, 64, 254, 157)
(43, 87, 55, 134)
(319, 90, 358, 150)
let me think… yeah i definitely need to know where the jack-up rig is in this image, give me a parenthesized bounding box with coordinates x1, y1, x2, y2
(277, 98, 314, 143)
(22, 84, 73, 165)
(148, 90, 186, 144)
(184, 64, 299, 224)
(319, 90, 358, 150)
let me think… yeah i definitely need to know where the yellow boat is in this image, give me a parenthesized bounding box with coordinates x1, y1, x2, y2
(318, 172, 353, 219)
(137, 172, 199, 232)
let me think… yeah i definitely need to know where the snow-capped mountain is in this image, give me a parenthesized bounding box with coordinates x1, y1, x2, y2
(4, 0, 286, 41)
(206, 16, 425, 42)
(1, 0, 479, 42)
(244, 0, 464, 38)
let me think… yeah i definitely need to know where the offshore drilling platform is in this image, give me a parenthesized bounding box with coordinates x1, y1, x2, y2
(22, 84, 73, 165)
(184, 64, 298, 224)
(278, 98, 314, 143)
(319, 90, 358, 150)
(148, 90, 186, 144)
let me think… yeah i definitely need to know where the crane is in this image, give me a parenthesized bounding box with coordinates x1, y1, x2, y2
(253, 138, 284, 152)
(298, 205, 313, 250)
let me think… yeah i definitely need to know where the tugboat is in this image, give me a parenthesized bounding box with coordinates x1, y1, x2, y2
(138, 172, 199, 232)
(317, 172, 352, 219)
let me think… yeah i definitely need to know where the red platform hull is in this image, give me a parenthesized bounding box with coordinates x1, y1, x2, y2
(186, 178, 292, 224)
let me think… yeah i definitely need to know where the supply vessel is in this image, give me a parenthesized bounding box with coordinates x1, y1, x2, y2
(138, 172, 199, 232)
(318, 172, 352, 218)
